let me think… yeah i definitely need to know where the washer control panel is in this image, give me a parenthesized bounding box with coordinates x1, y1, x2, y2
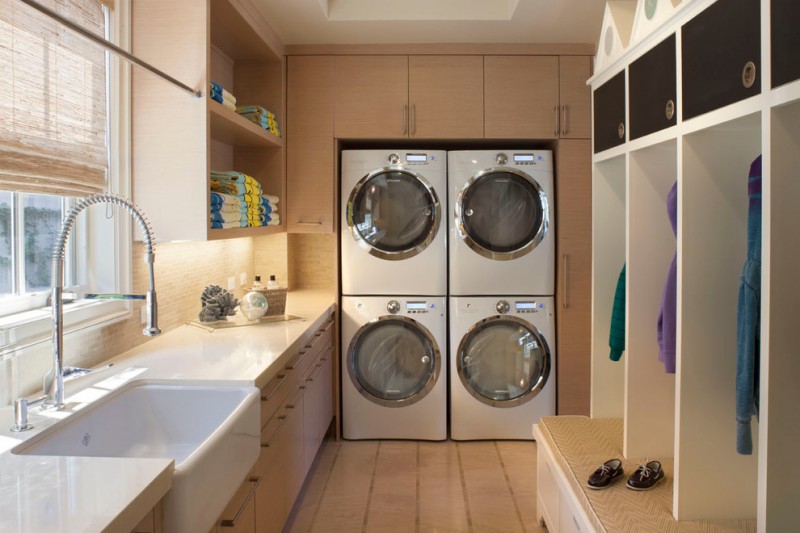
(387, 152, 434, 165)
(405, 300, 434, 314)
(514, 300, 546, 314)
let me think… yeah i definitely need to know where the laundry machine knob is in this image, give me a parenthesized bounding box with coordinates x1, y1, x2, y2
(387, 300, 401, 314)
(465, 208, 474, 217)
(496, 300, 510, 314)
(496, 153, 508, 165)
(421, 356, 430, 364)
(388, 153, 400, 165)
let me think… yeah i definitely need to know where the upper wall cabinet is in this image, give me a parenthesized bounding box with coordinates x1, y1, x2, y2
(771, 0, 800, 89)
(629, 34, 676, 140)
(558, 56, 592, 139)
(593, 70, 626, 153)
(334, 55, 483, 139)
(681, 0, 760, 121)
(484, 56, 560, 138)
(132, 0, 285, 242)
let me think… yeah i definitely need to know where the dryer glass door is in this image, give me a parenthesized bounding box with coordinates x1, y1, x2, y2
(348, 316, 440, 407)
(456, 169, 548, 260)
(457, 316, 550, 407)
(348, 168, 441, 260)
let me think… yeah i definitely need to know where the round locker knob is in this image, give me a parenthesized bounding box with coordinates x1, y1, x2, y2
(665, 99, 675, 121)
(495, 153, 508, 165)
(742, 61, 756, 89)
(388, 153, 400, 165)
(421, 356, 430, 364)
(617, 122, 625, 140)
(496, 300, 510, 314)
(386, 300, 401, 314)
(465, 208, 474, 217)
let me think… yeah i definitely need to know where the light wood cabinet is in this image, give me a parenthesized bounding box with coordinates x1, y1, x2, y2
(132, 0, 285, 242)
(555, 139, 592, 415)
(218, 477, 259, 533)
(287, 56, 335, 233)
(558, 56, 592, 139)
(484, 56, 560, 138)
(332, 55, 483, 139)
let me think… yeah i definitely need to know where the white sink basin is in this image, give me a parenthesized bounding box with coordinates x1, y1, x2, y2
(13, 379, 260, 533)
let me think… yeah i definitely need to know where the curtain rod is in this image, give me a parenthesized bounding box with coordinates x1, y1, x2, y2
(17, 0, 203, 98)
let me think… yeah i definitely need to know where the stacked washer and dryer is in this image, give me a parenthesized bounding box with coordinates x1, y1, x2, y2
(340, 149, 556, 441)
(340, 150, 448, 440)
(448, 150, 556, 440)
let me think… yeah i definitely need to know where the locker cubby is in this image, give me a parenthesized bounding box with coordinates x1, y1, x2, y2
(590, 156, 626, 419)
(625, 141, 677, 460)
(674, 112, 761, 520)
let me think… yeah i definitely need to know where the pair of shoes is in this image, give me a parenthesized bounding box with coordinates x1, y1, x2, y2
(587, 459, 624, 489)
(626, 460, 665, 491)
(587, 459, 665, 491)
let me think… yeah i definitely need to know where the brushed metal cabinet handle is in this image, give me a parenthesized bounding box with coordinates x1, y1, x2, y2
(261, 373, 287, 402)
(562, 105, 569, 135)
(296, 220, 322, 225)
(219, 476, 261, 527)
(410, 104, 416, 135)
(261, 415, 288, 447)
(403, 104, 408, 135)
(562, 254, 569, 309)
(553, 106, 559, 136)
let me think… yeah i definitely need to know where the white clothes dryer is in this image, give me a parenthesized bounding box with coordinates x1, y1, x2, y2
(342, 295, 447, 440)
(341, 150, 446, 295)
(449, 296, 556, 440)
(448, 150, 555, 296)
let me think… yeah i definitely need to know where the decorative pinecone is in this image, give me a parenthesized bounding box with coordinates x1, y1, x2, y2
(198, 284, 239, 322)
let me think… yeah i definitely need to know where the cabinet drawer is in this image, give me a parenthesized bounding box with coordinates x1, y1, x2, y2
(537, 447, 560, 531)
(259, 372, 288, 428)
(629, 34, 677, 140)
(772, 0, 800, 89)
(592, 70, 626, 153)
(558, 490, 591, 533)
(681, 0, 760, 120)
(253, 409, 293, 533)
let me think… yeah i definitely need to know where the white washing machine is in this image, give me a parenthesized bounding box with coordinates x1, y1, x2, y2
(341, 150, 447, 295)
(448, 150, 555, 296)
(342, 295, 447, 440)
(450, 296, 556, 440)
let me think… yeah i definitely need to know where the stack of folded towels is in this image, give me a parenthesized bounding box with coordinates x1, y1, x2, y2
(209, 81, 236, 112)
(236, 105, 282, 138)
(209, 170, 280, 228)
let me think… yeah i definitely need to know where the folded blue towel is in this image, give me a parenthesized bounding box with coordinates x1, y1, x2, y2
(211, 220, 248, 229)
(211, 211, 243, 224)
(210, 80, 222, 93)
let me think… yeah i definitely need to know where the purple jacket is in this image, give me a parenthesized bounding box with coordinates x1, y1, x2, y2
(657, 181, 678, 374)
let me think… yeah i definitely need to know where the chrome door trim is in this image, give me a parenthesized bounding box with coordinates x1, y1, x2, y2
(454, 167, 549, 261)
(346, 165, 441, 261)
(456, 315, 551, 408)
(347, 315, 441, 408)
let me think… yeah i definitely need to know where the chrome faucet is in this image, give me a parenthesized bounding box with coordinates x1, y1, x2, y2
(43, 194, 161, 409)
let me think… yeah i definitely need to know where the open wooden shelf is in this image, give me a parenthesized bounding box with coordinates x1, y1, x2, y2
(209, 102, 282, 148)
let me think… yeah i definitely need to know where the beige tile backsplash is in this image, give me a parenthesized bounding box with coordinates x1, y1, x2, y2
(1, 232, 338, 407)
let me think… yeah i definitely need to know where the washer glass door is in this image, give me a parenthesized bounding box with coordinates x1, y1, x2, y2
(348, 316, 440, 407)
(457, 316, 550, 407)
(456, 168, 548, 260)
(348, 168, 440, 260)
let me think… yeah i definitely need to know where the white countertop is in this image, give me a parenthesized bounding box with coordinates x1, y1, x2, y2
(0, 290, 336, 533)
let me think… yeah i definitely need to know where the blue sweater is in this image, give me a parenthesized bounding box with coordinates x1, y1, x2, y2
(735, 155, 761, 455)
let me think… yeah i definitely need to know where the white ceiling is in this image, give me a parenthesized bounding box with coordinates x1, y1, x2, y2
(253, 0, 606, 46)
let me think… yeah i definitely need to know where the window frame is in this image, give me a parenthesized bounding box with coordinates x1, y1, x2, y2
(0, 0, 133, 356)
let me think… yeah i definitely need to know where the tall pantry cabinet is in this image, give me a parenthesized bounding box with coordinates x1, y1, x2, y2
(589, 0, 800, 529)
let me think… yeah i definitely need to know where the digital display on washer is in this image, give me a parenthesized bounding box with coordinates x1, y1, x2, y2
(406, 301, 427, 311)
(406, 153, 427, 162)
(515, 301, 537, 311)
(514, 154, 535, 162)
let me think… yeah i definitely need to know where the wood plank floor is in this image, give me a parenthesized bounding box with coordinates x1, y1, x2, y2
(286, 439, 548, 533)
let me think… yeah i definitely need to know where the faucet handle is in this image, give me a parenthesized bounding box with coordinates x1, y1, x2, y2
(11, 398, 33, 432)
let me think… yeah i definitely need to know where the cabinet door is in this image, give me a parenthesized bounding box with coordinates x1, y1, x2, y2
(556, 140, 591, 415)
(681, 0, 760, 120)
(409, 56, 484, 138)
(484, 56, 559, 139)
(772, 0, 800, 89)
(254, 415, 291, 533)
(629, 34, 677, 140)
(334, 55, 409, 139)
(284, 389, 306, 503)
(287, 56, 335, 233)
(559, 56, 592, 139)
(592, 70, 626, 153)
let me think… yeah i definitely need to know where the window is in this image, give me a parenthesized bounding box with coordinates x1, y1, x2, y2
(0, 0, 131, 351)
